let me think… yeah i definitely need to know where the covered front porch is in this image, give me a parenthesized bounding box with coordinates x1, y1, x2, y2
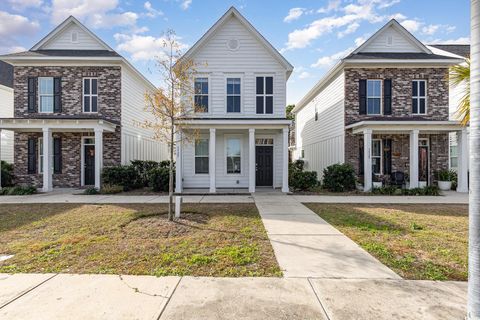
(346, 120, 468, 193)
(0, 118, 117, 192)
(175, 119, 290, 193)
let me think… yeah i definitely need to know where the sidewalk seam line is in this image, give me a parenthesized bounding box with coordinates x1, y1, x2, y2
(0, 273, 58, 309)
(307, 278, 331, 320)
(156, 276, 182, 320)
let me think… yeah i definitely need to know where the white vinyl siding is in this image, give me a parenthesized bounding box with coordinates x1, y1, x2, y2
(42, 23, 106, 50)
(0, 85, 13, 163)
(361, 25, 424, 53)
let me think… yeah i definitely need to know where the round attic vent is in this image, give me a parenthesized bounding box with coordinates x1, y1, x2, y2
(227, 39, 240, 51)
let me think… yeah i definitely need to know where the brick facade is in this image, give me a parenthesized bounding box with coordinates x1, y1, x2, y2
(13, 66, 122, 187)
(344, 67, 450, 185)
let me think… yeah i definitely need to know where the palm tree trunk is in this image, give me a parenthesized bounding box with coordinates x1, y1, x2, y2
(468, 0, 480, 318)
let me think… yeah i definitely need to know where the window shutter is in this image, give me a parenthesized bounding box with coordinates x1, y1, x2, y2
(53, 137, 62, 174)
(27, 77, 37, 113)
(359, 79, 367, 115)
(383, 139, 392, 175)
(27, 137, 37, 174)
(383, 79, 392, 115)
(53, 77, 62, 113)
(359, 139, 364, 175)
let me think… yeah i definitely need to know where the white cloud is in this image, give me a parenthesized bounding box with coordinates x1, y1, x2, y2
(311, 46, 354, 68)
(421, 24, 440, 36)
(428, 37, 470, 45)
(337, 22, 360, 38)
(181, 0, 192, 10)
(354, 35, 368, 46)
(284, 8, 305, 23)
(378, 0, 400, 9)
(400, 19, 422, 33)
(7, 0, 43, 10)
(144, 1, 163, 18)
(0, 11, 39, 54)
(298, 71, 312, 79)
(114, 33, 188, 61)
(317, 0, 341, 13)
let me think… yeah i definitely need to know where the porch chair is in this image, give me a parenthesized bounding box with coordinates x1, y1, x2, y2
(390, 171, 405, 188)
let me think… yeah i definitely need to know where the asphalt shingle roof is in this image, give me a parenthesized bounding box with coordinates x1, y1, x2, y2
(429, 44, 470, 58)
(0, 50, 120, 58)
(344, 52, 460, 60)
(0, 60, 13, 88)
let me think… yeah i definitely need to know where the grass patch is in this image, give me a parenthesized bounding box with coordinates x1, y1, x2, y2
(0, 203, 281, 277)
(305, 203, 468, 281)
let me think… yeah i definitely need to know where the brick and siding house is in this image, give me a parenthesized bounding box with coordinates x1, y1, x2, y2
(0, 16, 167, 191)
(292, 19, 469, 192)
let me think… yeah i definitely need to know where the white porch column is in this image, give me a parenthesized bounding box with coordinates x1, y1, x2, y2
(42, 128, 52, 192)
(209, 128, 216, 193)
(457, 129, 469, 192)
(94, 128, 103, 190)
(363, 129, 372, 192)
(248, 128, 255, 193)
(282, 127, 289, 193)
(409, 129, 419, 189)
(175, 130, 183, 193)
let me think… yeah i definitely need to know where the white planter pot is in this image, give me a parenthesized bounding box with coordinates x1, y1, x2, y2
(438, 181, 452, 191)
(373, 182, 383, 188)
(356, 183, 364, 191)
(419, 181, 427, 188)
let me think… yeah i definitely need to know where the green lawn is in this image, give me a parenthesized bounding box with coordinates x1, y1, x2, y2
(0, 203, 281, 277)
(305, 203, 468, 281)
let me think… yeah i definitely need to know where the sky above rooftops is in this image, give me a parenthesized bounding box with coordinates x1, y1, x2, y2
(0, 0, 470, 104)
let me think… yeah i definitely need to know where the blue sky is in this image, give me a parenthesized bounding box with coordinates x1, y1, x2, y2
(0, 0, 471, 104)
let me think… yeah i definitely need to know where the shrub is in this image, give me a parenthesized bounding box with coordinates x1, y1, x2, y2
(288, 160, 319, 191)
(402, 186, 440, 196)
(130, 160, 163, 186)
(437, 169, 455, 181)
(100, 184, 123, 194)
(322, 163, 356, 192)
(0, 185, 36, 195)
(372, 186, 399, 195)
(1, 160, 14, 187)
(149, 166, 174, 192)
(83, 187, 99, 195)
(102, 166, 138, 191)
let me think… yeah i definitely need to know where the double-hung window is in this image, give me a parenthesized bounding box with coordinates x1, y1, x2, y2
(194, 139, 209, 174)
(39, 77, 54, 113)
(194, 78, 208, 113)
(412, 80, 426, 114)
(83, 78, 98, 113)
(226, 138, 241, 174)
(450, 144, 458, 169)
(38, 138, 54, 174)
(226, 78, 241, 113)
(367, 80, 382, 115)
(256, 76, 273, 114)
(372, 139, 382, 175)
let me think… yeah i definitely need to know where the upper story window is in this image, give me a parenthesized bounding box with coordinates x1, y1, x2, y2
(226, 137, 241, 174)
(412, 80, 426, 114)
(195, 139, 209, 174)
(83, 78, 98, 113)
(226, 78, 241, 113)
(367, 80, 382, 115)
(256, 76, 273, 114)
(39, 77, 54, 113)
(194, 77, 208, 113)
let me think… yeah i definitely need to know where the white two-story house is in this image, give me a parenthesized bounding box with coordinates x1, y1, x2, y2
(175, 7, 293, 193)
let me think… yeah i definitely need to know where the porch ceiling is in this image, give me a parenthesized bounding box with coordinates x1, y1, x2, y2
(346, 120, 464, 134)
(176, 118, 291, 130)
(0, 118, 117, 132)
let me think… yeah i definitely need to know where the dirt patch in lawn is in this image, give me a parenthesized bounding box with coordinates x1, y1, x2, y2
(305, 203, 468, 281)
(0, 203, 280, 277)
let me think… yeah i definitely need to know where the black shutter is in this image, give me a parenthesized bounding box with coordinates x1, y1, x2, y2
(359, 139, 364, 175)
(383, 79, 392, 115)
(27, 77, 37, 113)
(53, 137, 62, 174)
(27, 137, 37, 174)
(53, 77, 62, 113)
(383, 139, 392, 175)
(359, 79, 367, 114)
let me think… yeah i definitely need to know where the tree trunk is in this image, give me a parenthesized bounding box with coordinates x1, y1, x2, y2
(168, 124, 174, 221)
(469, 0, 480, 319)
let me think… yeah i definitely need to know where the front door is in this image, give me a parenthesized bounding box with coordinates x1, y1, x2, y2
(256, 146, 273, 186)
(84, 145, 95, 185)
(419, 145, 429, 186)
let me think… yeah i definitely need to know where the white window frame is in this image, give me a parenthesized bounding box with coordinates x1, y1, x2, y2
(193, 77, 209, 114)
(412, 80, 427, 115)
(38, 77, 54, 113)
(38, 137, 54, 174)
(83, 78, 98, 113)
(371, 139, 383, 175)
(255, 76, 274, 114)
(194, 138, 209, 175)
(225, 76, 242, 113)
(225, 135, 243, 175)
(367, 79, 382, 115)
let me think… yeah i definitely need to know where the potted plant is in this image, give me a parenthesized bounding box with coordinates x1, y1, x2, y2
(372, 174, 383, 188)
(437, 169, 454, 191)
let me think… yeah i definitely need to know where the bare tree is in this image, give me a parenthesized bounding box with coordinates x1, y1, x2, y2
(141, 30, 197, 221)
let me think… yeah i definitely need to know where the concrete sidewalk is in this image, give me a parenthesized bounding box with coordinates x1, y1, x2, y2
(253, 193, 401, 279)
(0, 273, 467, 320)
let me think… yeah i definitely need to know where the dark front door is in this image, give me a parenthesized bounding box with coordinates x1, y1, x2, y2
(256, 146, 273, 186)
(84, 145, 95, 185)
(419, 146, 429, 185)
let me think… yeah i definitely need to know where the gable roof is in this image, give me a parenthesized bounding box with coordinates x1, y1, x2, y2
(31, 16, 113, 51)
(180, 6, 293, 76)
(352, 19, 432, 55)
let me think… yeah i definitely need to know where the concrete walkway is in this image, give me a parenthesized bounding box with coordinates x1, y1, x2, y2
(0, 273, 467, 319)
(253, 193, 401, 279)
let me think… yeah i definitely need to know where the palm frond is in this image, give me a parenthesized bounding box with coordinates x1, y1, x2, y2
(449, 59, 470, 126)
